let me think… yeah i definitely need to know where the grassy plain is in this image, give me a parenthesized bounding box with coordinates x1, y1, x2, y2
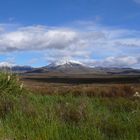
(0, 73, 140, 140)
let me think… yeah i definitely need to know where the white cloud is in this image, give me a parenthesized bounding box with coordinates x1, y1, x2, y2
(0, 23, 140, 68)
(103, 56, 139, 67)
(0, 24, 140, 52)
(114, 38, 140, 48)
(80, 56, 140, 68)
(0, 27, 4, 33)
(134, 0, 140, 4)
(0, 27, 79, 52)
(0, 61, 15, 67)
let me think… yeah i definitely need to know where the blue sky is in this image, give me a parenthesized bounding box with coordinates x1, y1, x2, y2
(0, 0, 140, 68)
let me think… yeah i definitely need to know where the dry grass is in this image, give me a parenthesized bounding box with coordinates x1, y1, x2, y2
(22, 79, 140, 97)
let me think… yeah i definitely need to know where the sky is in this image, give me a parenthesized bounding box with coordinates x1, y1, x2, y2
(0, 0, 140, 68)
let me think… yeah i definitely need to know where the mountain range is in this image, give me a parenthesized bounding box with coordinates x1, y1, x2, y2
(0, 66, 33, 73)
(0, 61, 140, 76)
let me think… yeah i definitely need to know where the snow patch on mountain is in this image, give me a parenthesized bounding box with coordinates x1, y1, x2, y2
(48, 60, 85, 68)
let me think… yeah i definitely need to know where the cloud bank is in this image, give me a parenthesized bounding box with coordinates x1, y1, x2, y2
(0, 23, 140, 68)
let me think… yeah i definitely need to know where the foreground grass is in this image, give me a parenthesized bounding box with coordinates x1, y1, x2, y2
(0, 73, 140, 140)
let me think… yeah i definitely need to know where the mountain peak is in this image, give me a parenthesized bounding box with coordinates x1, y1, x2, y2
(48, 60, 84, 68)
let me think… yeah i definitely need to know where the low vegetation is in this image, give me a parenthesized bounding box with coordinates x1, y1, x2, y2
(0, 73, 140, 140)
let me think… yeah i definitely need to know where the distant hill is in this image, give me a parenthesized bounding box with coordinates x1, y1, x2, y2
(95, 67, 140, 75)
(0, 66, 34, 73)
(26, 60, 140, 76)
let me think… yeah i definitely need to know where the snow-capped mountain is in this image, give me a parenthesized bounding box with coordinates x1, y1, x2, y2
(45, 60, 92, 74)
(1, 60, 140, 75)
(26, 59, 140, 75)
(47, 60, 84, 68)
(27, 60, 95, 74)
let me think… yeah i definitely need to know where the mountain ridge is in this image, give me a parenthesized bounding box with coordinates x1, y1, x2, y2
(0, 61, 140, 75)
(25, 61, 140, 75)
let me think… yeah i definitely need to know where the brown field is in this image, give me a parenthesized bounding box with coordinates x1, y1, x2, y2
(21, 74, 140, 97)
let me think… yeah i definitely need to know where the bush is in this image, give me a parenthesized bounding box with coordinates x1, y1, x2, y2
(0, 72, 23, 96)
